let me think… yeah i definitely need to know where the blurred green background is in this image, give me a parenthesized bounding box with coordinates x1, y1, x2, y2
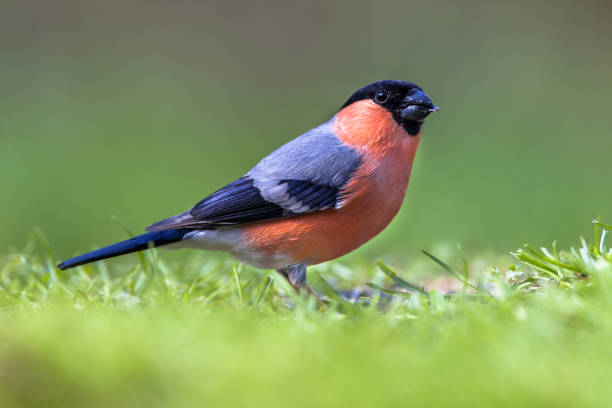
(1, 0, 611, 260)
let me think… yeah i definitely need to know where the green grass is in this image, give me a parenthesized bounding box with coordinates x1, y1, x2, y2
(1, 222, 612, 407)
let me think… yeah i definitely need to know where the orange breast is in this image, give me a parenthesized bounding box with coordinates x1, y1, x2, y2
(241, 101, 421, 265)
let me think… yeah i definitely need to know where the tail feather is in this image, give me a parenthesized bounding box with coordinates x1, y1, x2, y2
(57, 229, 192, 270)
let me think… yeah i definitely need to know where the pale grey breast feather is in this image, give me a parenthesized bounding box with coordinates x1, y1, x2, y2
(247, 118, 362, 212)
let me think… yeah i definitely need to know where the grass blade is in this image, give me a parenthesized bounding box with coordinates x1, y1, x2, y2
(254, 275, 274, 308)
(593, 219, 612, 230)
(422, 251, 492, 296)
(232, 263, 243, 303)
(366, 283, 413, 299)
(376, 260, 428, 296)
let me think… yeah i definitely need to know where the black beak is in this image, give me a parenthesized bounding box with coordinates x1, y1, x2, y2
(398, 89, 439, 123)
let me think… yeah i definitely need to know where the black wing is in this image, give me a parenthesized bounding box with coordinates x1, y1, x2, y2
(146, 176, 341, 231)
(191, 177, 286, 223)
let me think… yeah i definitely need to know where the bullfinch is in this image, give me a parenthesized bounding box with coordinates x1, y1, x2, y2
(58, 80, 439, 293)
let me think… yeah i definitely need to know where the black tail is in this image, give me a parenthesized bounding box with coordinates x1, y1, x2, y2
(57, 229, 192, 270)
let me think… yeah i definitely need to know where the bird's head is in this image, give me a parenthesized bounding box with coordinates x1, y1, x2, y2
(339, 80, 439, 137)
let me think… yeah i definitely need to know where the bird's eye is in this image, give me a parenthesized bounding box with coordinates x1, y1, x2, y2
(374, 90, 389, 104)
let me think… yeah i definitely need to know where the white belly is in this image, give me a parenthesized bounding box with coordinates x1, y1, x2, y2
(165, 228, 294, 270)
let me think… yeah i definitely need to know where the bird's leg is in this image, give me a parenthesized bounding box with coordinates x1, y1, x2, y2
(278, 265, 381, 306)
(277, 264, 322, 303)
(277, 263, 308, 291)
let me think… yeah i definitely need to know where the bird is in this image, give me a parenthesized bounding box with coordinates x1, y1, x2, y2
(58, 80, 439, 294)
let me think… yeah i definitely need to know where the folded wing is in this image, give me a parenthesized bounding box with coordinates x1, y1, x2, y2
(147, 119, 362, 231)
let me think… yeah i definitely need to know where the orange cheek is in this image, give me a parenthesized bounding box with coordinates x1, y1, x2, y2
(333, 100, 406, 157)
(333, 99, 421, 174)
